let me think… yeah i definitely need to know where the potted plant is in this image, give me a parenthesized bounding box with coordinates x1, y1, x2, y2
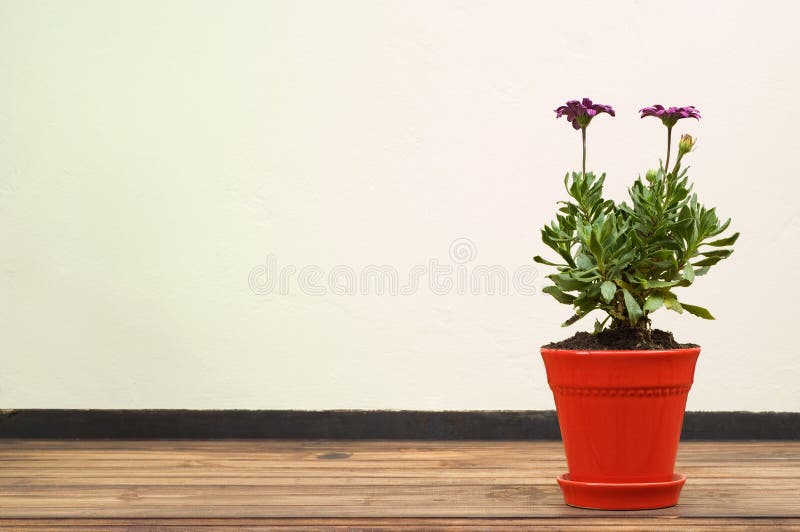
(536, 99, 739, 510)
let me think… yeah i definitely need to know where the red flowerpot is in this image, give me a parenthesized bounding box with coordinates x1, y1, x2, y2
(540, 346, 700, 510)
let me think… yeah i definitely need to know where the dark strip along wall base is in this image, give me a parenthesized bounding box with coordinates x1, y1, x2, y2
(0, 410, 797, 440)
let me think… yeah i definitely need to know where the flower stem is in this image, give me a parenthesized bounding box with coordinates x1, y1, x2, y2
(665, 125, 673, 173)
(581, 127, 587, 177)
(672, 152, 683, 176)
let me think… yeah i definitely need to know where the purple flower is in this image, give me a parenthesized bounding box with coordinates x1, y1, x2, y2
(639, 105, 701, 128)
(555, 98, 615, 130)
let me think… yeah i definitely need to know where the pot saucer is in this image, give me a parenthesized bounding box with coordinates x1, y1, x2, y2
(556, 473, 686, 510)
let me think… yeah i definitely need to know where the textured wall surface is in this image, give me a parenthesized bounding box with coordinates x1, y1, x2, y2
(1, 0, 798, 410)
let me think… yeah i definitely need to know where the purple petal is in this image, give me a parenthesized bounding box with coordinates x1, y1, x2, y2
(555, 98, 614, 129)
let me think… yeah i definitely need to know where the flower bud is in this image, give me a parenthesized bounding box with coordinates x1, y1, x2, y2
(645, 169, 658, 182)
(678, 134, 696, 155)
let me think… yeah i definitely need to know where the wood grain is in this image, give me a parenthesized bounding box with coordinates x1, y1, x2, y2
(0, 440, 798, 529)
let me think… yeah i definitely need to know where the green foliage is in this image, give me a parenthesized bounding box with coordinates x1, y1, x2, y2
(535, 161, 738, 330)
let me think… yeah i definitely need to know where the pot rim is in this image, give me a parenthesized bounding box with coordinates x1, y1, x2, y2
(541, 346, 701, 356)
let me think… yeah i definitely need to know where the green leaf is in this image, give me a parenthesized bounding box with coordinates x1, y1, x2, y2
(533, 255, 563, 267)
(593, 318, 604, 334)
(622, 289, 643, 324)
(562, 313, 588, 327)
(600, 281, 616, 304)
(711, 217, 732, 236)
(571, 267, 601, 281)
(557, 248, 578, 268)
(692, 257, 722, 267)
(664, 296, 684, 314)
(542, 285, 577, 304)
(694, 266, 710, 276)
(549, 274, 587, 291)
(682, 303, 715, 320)
(703, 232, 740, 247)
(645, 279, 681, 289)
(683, 263, 695, 283)
(575, 253, 593, 270)
(700, 249, 733, 258)
(643, 295, 664, 313)
(588, 230, 604, 261)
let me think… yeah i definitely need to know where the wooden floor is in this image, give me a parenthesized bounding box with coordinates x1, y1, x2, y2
(0, 440, 798, 530)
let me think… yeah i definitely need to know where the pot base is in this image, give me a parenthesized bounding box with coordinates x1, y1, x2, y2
(556, 473, 686, 510)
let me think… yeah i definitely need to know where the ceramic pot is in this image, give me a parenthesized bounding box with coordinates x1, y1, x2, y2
(540, 346, 700, 510)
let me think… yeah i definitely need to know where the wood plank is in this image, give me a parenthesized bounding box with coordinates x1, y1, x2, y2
(1, 485, 798, 518)
(1, 517, 800, 531)
(0, 440, 798, 527)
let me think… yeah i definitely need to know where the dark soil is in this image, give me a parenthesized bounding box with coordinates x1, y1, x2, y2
(544, 327, 697, 350)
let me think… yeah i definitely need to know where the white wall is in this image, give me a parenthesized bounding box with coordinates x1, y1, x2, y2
(1, 0, 798, 411)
